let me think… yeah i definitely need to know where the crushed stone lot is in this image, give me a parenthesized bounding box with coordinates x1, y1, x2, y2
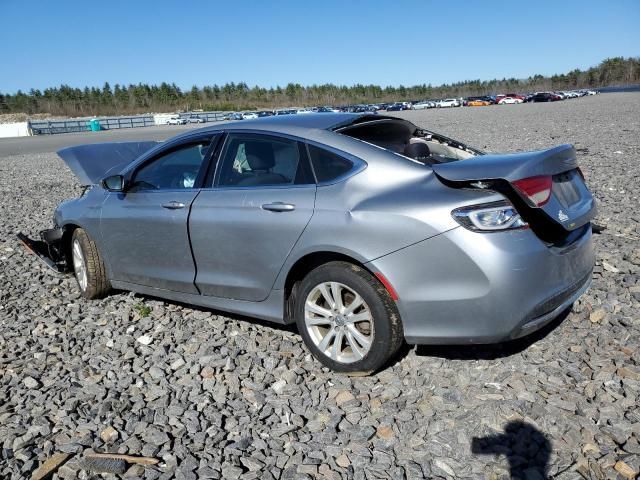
(1, 93, 639, 479)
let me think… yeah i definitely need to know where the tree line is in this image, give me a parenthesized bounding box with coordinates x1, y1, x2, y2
(1, 57, 638, 117)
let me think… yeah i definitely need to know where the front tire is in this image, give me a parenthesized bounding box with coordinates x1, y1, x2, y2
(296, 262, 403, 374)
(71, 228, 110, 299)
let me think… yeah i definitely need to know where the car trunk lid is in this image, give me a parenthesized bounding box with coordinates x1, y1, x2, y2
(432, 144, 596, 243)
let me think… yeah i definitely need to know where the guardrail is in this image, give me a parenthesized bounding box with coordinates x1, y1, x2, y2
(178, 111, 231, 122)
(29, 116, 155, 135)
(28, 111, 231, 135)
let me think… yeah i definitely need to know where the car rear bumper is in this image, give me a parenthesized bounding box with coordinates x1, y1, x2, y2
(366, 225, 594, 344)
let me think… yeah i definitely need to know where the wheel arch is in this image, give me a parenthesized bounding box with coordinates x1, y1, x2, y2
(59, 221, 112, 278)
(282, 250, 375, 324)
(59, 222, 82, 267)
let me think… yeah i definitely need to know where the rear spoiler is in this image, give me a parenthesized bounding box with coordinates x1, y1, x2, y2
(57, 141, 160, 186)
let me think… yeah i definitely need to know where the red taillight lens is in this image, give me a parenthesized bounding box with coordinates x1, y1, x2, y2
(513, 175, 552, 206)
(374, 272, 399, 301)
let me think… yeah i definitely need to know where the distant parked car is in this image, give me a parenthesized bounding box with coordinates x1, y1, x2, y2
(467, 98, 492, 107)
(257, 111, 275, 117)
(412, 101, 434, 110)
(242, 112, 259, 120)
(316, 106, 340, 113)
(188, 115, 205, 123)
(532, 92, 562, 102)
(497, 96, 523, 105)
(167, 116, 187, 125)
(495, 94, 524, 105)
(436, 98, 461, 108)
(385, 103, 407, 111)
(586, 90, 598, 95)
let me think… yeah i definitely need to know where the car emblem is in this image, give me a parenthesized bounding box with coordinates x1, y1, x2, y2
(558, 210, 569, 222)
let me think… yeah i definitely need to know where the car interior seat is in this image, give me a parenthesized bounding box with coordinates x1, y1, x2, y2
(236, 142, 288, 186)
(403, 142, 436, 165)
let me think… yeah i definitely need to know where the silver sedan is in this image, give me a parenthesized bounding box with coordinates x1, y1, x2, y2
(21, 113, 596, 373)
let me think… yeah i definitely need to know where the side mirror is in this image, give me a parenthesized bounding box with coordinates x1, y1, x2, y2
(102, 175, 126, 192)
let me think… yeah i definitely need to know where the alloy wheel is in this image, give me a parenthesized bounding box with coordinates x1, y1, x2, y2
(72, 239, 88, 291)
(304, 281, 374, 363)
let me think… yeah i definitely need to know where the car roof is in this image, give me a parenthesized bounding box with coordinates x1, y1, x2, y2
(179, 113, 382, 139)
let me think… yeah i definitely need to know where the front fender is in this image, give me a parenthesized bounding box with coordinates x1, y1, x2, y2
(54, 188, 113, 278)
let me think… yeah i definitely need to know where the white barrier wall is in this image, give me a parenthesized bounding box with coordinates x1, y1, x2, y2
(0, 122, 31, 138)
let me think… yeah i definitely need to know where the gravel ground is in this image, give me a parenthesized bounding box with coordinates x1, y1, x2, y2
(1, 93, 639, 480)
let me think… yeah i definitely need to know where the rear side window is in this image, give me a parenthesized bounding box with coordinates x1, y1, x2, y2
(307, 144, 353, 183)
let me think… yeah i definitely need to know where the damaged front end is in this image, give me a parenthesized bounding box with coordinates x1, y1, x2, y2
(17, 227, 70, 273)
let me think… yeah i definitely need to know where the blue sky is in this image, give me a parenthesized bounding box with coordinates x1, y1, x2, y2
(1, 0, 638, 93)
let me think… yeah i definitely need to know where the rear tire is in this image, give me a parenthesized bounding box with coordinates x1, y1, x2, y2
(295, 261, 403, 374)
(71, 228, 110, 299)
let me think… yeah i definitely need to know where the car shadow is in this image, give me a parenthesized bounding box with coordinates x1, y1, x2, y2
(472, 420, 551, 479)
(410, 307, 572, 362)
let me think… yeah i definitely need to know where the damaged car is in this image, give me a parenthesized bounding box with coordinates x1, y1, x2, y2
(19, 113, 596, 374)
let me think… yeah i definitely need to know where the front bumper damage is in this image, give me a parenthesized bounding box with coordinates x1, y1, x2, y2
(17, 227, 69, 273)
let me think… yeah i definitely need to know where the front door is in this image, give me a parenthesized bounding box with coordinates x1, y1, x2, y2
(100, 138, 213, 293)
(190, 133, 316, 301)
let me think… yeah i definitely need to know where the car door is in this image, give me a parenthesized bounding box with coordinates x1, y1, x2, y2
(100, 135, 216, 293)
(190, 132, 316, 301)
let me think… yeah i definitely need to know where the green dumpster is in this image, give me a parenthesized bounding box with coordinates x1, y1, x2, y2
(89, 119, 101, 131)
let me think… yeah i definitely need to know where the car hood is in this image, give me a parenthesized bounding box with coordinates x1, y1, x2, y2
(57, 141, 160, 185)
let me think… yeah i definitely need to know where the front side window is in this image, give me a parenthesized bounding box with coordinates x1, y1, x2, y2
(130, 141, 210, 191)
(217, 134, 309, 187)
(307, 144, 353, 183)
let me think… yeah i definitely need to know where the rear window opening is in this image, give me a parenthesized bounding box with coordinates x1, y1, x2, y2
(335, 118, 480, 166)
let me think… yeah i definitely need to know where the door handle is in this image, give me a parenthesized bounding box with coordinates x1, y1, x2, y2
(162, 201, 186, 210)
(261, 202, 296, 212)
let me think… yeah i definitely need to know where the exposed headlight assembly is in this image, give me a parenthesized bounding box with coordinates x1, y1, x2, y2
(452, 200, 528, 232)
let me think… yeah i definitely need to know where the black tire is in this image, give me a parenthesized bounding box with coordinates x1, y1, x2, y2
(71, 228, 110, 299)
(295, 261, 404, 374)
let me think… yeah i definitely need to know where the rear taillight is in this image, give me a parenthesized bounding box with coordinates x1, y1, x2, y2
(452, 200, 527, 232)
(513, 175, 552, 207)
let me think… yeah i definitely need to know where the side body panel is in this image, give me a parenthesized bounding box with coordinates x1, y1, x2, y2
(111, 280, 287, 323)
(366, 226, 594, 344)
(272, 163, 504, 291)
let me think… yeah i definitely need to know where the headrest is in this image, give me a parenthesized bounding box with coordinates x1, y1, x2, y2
(404, 142, 431, 161)
(245, 142, 275, 170)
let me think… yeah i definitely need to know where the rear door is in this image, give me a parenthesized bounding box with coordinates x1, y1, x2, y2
(190, 132, 316, 301)
(100, 135, 216, 292)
